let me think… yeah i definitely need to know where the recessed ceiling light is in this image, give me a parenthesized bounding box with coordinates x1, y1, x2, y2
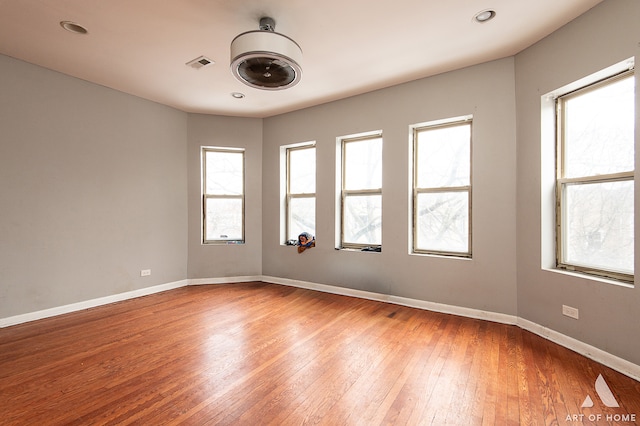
(60, 21, 88, 34)
(474, 10, 496, 23)
(231, 92, 245, 99)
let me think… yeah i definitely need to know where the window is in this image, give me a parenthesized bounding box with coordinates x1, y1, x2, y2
(412, 117, 472, 257)
(202, 147, 245, 244)
(340, 133, 383, 249)
(556, 70, 635, 282)
(286, 145, 316, 241)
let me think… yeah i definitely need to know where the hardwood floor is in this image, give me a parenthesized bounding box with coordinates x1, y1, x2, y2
(1, 282, 639, 425)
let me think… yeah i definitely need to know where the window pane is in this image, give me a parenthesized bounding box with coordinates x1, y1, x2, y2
(417, 124, 470, 188)
(344, 138, 382, 190)
(205, 197, 243, 241)
(205, 151, 243, 195)
(343, 194, 382, 245)
(416, 191, 469, 253)
(289, 197, 316, 240)
(289, 147, 316, 194)
(564, 180, 634, 274)
(563, 76, 635, 178)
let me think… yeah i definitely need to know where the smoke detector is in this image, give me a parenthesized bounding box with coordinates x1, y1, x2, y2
(230, 17, 302, 90)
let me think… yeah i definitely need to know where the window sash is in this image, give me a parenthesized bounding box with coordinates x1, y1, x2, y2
(203, 195, 244, 242)
(412, 120, 472, 257)
(413, 188, 471, 256)
(342, 137, 383, 191)
(555, 174, 634, 282)
(286, 194, 316, 242)
(340, 135, 382, 249)
(555, 69, 635, 282)
(286, 145, 316, 241)
(202, 148, 245, 244)
(287, 145, 316, 195)
(341, 192, 382, 248)
(557, 71, 635, 180)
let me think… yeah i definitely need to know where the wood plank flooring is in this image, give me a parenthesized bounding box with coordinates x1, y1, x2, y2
(1, 282, 639, 425)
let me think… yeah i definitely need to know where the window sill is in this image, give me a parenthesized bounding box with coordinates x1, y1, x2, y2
(203, 241, 245, 246)
(410, 252, 472, 261)
(543, 267, 634, 289)
(335, 246, 382, 253)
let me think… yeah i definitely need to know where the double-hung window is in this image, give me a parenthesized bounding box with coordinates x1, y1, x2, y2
(286, 145, 316, 241)
(202, 147, 245, 244)
(340, 133, 383, 249)
(412, 117, 472, 257)
(556, 69, 635, 282)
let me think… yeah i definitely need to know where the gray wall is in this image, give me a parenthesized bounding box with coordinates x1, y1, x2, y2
(262, 58, 518, 315)
(1, 0, 638, 368)
(187, 114, 263, 279)
(515, 0, 640, 365)
(0, 54, 188, 317)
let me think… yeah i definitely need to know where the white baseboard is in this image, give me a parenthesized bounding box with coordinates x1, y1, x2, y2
(2, 275, 638, 382)
(188, 275, 262, 285)
(0, 279, 188, 328)
(262, 275, 639, 382)
(261, 275, 518, 325)
(518, 318, 640, 382)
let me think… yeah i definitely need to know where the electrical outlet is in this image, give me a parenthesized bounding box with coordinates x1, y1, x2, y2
(140, 269, 151, 277)
(562, 304, 579, 319)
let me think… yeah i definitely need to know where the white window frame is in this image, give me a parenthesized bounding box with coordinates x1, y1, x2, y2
(285, 144, 316, 242)
(411, 116, 473, 257)
(555, 69, 635, 283)
(201, 146, 245, 244)
(338, 132, 383, 250)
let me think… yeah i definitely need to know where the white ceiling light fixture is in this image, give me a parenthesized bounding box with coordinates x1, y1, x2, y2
(60, 21, 88, 34)
(230, 17, 302, 90)
(474, 10, 496, 23)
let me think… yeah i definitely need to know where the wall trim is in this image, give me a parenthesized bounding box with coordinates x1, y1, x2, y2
(261, 275, 518, 325)
(518, 318, 640, 382)
(0, 279, 188, 328)
(189, 275, 262, 285)
(2, 275, 638, 382)
(262, 276, 640, 382)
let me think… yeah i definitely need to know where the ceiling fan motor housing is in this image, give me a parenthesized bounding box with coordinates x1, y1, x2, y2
(230, 27, 302, 90)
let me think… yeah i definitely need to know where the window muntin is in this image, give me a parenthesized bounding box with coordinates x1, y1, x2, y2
(556, 70, 635, 282)
(286, 145, 316, 241)
(413, 119, 472, 257)
(341, 135, 383, 248)
(202, 147, 245, 244)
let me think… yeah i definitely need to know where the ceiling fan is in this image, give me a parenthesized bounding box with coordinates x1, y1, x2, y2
(230, 17, 303, 90)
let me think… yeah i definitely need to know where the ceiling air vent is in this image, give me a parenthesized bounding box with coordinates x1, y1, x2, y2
(186, 56, 215, 70)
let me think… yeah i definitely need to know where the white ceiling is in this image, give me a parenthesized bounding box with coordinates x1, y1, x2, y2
(0, 0, 602, 118)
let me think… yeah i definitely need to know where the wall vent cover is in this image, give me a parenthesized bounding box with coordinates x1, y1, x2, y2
(186, 56, 215, 69)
